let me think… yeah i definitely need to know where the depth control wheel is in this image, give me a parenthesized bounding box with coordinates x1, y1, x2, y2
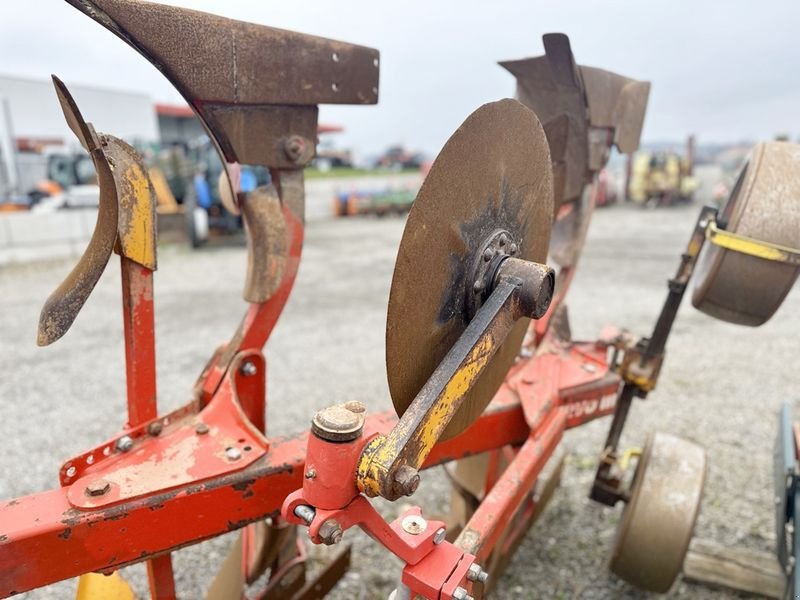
(609, 432, 706, 593)
(692, 141, 800, 326)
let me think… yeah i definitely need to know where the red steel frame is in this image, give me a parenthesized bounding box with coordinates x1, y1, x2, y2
(0, 188, 620, 598)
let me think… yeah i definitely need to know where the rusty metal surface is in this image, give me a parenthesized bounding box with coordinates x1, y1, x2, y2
(38, 79, 118, 346)
(65, 0, 378, 106)
(609, 432, 706, 593)
(242, 185, 289, 303)
(580, 66, 650, 154)
(204, 104, 319, 170)
(500, 34, 587, 206)
(500, 34, 649, 207)
(37, 77, 161, 346)
(692, 141, 800, 325)
(385, 99, 553, 440)
(64, 0, 379, 169)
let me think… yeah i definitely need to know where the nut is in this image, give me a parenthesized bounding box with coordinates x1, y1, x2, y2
(195, 422, 210, 435)
(225, 447, 242, 461)
(305, 468, 317, 480)
(467, 563, 489, 584)
(147, 421, 163, 436)
(284, 135, 307, 163)
(116, 435, 134, 452)
(393, 465, 420, 497)
(452, 587, 473, 600)
(318, 519, 343, 545)
(85, 479, 111, 497)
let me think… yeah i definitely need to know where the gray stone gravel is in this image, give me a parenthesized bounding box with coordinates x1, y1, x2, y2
(1, 201, 797, 599)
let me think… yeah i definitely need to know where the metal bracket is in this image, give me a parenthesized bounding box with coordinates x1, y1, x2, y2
(357, 258, 554, 500)
(706, 219, 800, 267)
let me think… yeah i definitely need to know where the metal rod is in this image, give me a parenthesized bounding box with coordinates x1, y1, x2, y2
(121, 257, 158, 426)
(592, 206, 717, 504)
(357, 279, 521, 500)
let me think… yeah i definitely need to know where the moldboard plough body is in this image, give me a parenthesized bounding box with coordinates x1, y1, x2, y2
(2, 2, 800, 599)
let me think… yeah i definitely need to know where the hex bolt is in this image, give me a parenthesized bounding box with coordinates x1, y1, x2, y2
(240, 361, 257, 377)
(467, 563, 489, 584)
(293, 504, 316, 525)
(452, 587, 473, 600)
(225, 447, 242, 461)
(305, 468, 317, 480)
(195, 422, 210, 435)
(284, 135, 307, 163)
(482, 248, 494, 262)
(318, 519, 343, 545)
(147, 421, 163, 436)
(85, 479, 111, 497)
(433, 527, 447, 544)
(393, 465, 420, 497)
(116, 435, 134, 453)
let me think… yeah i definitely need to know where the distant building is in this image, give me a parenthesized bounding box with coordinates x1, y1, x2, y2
(0, 74, 159, 150)
(156, 103, 206, 147)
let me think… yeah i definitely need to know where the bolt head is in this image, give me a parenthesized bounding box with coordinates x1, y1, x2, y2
(318, 519, 343, 545)
(195, 422, 210, 435)
(116, 435, 134, 453)
(312, 404, 364, 442)
(240, 361, 258, 377)
(284, 135, 307, 163)
(452, 587, 470, 600)
(147, 421, 163, 436)
(467, 563, 489, 584)
(225, 447, 242, 461)
(305, 468, 317, 480)
(401, 515, 428, 535)
(433, 527, 447, 544)
(509, 243, 518, 255)
(86, 479, 111, 497)
(482, 248, 494, 262)
(393, 466, 420, 497)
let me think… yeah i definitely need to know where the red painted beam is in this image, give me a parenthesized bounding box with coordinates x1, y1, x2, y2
(0, 402, 527, 597)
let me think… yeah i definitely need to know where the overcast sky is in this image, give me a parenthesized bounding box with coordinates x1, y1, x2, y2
(2, 1, 799, 157)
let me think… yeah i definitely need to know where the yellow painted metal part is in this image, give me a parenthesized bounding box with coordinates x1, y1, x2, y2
(106, 137, 157, 270)
(75, 572, 136, 600)
(357, 335, 495, 497)
(706, 220, 800, 267)
(619, 447, 642, 472)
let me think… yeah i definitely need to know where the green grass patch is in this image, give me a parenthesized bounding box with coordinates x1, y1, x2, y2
(304, 167, 420, 180)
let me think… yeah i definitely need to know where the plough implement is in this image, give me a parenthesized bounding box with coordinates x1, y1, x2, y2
(2, 2, 800, 599)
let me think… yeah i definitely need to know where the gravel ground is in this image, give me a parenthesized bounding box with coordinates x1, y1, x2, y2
(1, 201, 797, 599)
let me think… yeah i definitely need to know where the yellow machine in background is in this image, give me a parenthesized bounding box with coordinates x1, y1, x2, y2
(629, 151, 698, 206)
